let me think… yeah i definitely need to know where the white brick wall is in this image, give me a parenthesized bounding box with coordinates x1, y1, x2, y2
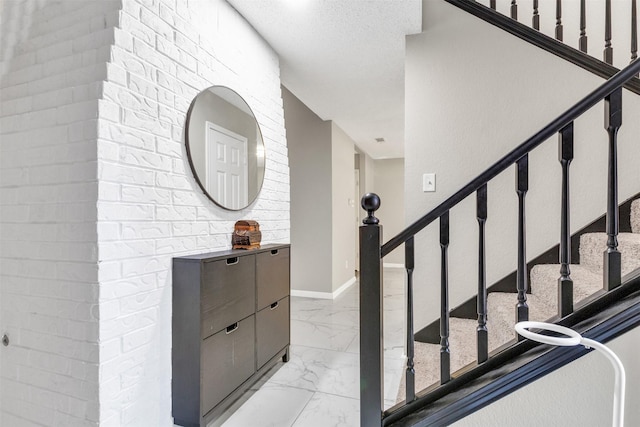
(97, 0, 289, 425)
(1, 0, 289, 425)
(1, 1, 121, 425)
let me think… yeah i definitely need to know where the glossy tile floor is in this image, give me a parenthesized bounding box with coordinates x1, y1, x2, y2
(208, 268, 407, 427)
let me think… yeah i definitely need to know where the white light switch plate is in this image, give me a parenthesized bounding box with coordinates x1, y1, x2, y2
(423, 173, 436, 192)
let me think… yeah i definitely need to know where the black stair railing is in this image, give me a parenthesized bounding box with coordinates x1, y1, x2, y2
(475, 0, 639, 69)
(604, 0, 613, 64)
(579, 0, 587, 53)
(447, 0, 640, 95)
(359, 58, 640, 427)
(476, 184, 488, 362)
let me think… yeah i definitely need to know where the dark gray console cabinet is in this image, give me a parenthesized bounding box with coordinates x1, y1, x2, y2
(172, 244, 290, 427)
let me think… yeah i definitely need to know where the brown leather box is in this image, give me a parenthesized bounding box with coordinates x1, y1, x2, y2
(232, 220, 262, 249)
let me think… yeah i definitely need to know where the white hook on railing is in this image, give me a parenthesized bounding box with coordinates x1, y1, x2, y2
(515, 321, 626, 427)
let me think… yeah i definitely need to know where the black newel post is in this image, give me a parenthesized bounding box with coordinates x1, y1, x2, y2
(604, 89, 622, 290)
(359, 193, 384, 427)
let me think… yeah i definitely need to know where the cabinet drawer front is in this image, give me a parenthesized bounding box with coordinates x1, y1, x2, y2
(201, 255, 255, 339)
(256, 296, 290, 369)
(201, 315, 256, 416)
(256, 248, 290, 310)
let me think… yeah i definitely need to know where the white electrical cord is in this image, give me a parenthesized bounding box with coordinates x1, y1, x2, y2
(515, 321, 626, 427)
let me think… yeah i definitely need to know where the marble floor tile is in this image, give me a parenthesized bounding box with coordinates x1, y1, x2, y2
(211, 382, 314, 427)
(291, 392, 359, 427)
(291, 318, 358, 352)
(290, 302, 360, 328)
(266, 345, 360, 399)
(383, 355, 406, 408)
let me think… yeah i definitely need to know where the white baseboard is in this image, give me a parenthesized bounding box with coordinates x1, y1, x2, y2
(291, 276, 356, 300)
(383, 263, 404, 269)
(333, 276, 356, 298)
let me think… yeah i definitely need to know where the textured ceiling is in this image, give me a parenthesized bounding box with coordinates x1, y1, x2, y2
(226, 0, 422, 159)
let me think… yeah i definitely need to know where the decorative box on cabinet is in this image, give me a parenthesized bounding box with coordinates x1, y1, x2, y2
(172, 244, 290, 427)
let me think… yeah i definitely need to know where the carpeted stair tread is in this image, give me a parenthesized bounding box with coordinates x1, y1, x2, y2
(530, 263, 603, 309)
(397, 318, 481, 403)
(486, 292, 555, 350)
(579, 232, 640, 275)
(487, 264, 601, 349)
(631, 199, 640, 233)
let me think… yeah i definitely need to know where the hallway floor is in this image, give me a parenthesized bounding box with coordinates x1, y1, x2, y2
(208, 268, 407, 427)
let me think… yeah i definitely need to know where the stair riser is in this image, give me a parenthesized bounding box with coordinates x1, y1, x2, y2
(632, 200, 640, 233)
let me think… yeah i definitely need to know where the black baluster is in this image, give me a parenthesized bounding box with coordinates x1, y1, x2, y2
(558, 123, 574, 317)
(632, 0, 638, 70)
(476, 184, 488, 363)
(579, 0, 588, 53)
(440, 211, 451, 384)
(556, 0, 563, 41)
(490, 0, 496, 10)
(604, 0, 613, 64)
(405, 237, 415, 402)
(515, 155, 529, 332)
(533, 0, 540, 31)
(511, 0, 518, 20)
(604, 89, 622, 290)
(359, 193, 383, 427)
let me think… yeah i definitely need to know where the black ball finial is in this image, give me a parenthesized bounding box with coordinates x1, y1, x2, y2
(361, 193, 381, 224)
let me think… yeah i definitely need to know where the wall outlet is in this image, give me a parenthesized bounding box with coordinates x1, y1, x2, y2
(423, 173, 436, 192)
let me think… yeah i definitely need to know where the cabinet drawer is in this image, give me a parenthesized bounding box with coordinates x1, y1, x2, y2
(201, 255, 255, 339)
(256, 248, 290, 310)
(201, 315, 256, 417)
(256, 296, 290, 369)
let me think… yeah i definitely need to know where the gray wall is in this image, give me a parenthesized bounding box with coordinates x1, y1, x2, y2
(374, 158, 405, 265)
(282, 86, 333, 294)
(284, 87, 359, 295)
(406, 0, 640, 330)
(331, 123, 357, 291)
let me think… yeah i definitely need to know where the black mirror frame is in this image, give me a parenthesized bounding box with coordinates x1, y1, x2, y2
(184, 86, 266, 211)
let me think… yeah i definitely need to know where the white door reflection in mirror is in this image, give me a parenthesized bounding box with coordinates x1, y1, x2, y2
(205, 122, 248, 210)
(185, 85, 265, 210)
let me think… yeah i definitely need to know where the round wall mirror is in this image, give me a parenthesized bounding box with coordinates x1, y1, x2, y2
(185, 86, 266, 210)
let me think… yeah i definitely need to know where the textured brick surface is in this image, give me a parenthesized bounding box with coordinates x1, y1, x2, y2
(1, 0, 289, 425)
(0, 1, 120, 425)
(96, 0, 289, 425)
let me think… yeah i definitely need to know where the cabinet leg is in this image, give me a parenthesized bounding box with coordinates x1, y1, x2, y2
(282, 347, 290, 363)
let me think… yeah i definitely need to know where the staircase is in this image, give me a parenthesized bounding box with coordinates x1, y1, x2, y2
(358, 1, 640, 426)
(399, 199, 640, 399)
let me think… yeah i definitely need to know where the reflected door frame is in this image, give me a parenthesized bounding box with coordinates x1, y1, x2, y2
(205, 121, 249, 210)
